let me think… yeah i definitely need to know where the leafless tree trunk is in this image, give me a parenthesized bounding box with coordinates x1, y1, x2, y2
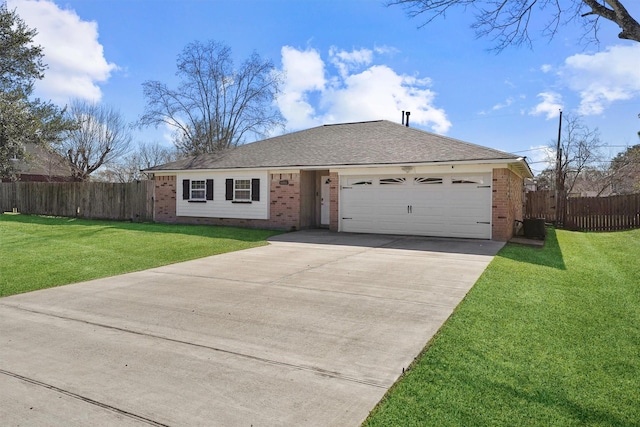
(139, 40, 285, 156)
(389, 0, 640, 50)
(554, 114, 603, 195)
(59, 99, 132, 181)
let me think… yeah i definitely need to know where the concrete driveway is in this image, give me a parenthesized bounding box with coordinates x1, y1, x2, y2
(0, 230, 503, 426)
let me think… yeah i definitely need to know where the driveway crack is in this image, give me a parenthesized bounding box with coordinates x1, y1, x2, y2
(0, 368, 170, 426)
(4, 305, 388, 390)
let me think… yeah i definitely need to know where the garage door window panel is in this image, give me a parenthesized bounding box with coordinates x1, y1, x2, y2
(415, 177, 443, 185)
(452, 176, 484, 184)
(379, 177, 406, 185)
(347, 178, 373, 186)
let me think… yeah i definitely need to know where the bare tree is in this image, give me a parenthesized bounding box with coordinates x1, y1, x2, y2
(608, 144, 640, 194)
(101, 142, 179, 183)
(389, 0, 640, 50)
(535, 167, 555, 190)
(59, 99, 132, 181)
(139, 40, 285, 156)
(552, 114, 604, 195)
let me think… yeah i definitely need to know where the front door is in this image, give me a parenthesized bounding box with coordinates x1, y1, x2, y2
(320, 175, 330, 226)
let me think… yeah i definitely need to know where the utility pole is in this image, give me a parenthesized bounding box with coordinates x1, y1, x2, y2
(555, 110, 563, 226)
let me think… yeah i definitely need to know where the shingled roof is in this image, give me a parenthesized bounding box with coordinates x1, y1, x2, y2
(147, 120, 528, 174)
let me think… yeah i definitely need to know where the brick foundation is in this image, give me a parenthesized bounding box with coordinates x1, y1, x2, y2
(492, 168, 524, 241)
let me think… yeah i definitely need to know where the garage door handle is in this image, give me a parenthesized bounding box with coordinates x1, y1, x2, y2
(407, 205, 413, 214)
(478, 185, 491, 188)
(342, 217, 353, 220)
(477, 221, 490, 224)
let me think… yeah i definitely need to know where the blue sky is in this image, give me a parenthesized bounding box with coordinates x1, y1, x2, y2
(8, 0, 640, 174)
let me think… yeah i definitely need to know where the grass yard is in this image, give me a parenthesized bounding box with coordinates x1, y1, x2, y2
(364, 227, 640, 426)
(0, 214, 282, 297)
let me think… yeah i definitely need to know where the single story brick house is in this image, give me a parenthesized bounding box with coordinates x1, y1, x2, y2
(145, 120, 533, 240)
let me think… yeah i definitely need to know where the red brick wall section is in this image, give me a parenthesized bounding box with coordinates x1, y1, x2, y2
(154, 173, 301, 231)
(268, 173, 301, 230)
(154, 175, 176, 222)
(329, 171, 339, 231)
(492, 168, 524, 241)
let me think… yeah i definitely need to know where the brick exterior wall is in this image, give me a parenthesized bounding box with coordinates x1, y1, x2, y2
(492, 168, 524, 241)
(154, 175, 177, 222)
(153, 173, 301, 230)
(329, 171, 339, 231)
(157, 169, 525, 240)
(268, 173, 301, 230)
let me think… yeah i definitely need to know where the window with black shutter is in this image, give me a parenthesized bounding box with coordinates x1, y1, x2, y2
(183, 179, 212, 202)
(226, 178, 260, 203)
(182, 179, 190, 200)
(225, 179, 234, 200)
(251, 178, 260, 201)
(206, 179, 214, 200)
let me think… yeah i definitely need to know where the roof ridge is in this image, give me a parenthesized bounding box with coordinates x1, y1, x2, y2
(323, 120, 383, 127)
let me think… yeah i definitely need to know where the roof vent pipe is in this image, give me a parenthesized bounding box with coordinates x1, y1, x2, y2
(401, 110, 405, 126)
(405, 111, 410, 127)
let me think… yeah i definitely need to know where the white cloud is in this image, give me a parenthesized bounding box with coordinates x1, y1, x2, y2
(492, 97, 514, 111)
(279, 46, 326, 129)
(540, 64, 552, 73)
(526, 145, 555, 173)
(561, 44, 640, 115)
(329, 47, 373, 78)
(530, 92, 563, 119)
(373, 45, 399, 56)
(278, 46, 451, 134)
(8, 0, 117, 103)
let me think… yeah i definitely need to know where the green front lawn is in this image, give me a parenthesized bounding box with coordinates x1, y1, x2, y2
(0, 214, 281, 297)
(364, 227, 640, 426)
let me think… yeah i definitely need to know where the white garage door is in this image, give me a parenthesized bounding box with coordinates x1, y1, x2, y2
(340, 174, 492, 239)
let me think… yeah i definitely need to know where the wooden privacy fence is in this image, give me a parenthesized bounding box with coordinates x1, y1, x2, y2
(0, 181, 154, 222)
(564, 194, 640, 231)
(525, 190, 556, 223)
(525, 190, 640, 232)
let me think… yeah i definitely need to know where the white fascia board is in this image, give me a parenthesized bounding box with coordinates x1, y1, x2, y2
(148, 158, 529, 175)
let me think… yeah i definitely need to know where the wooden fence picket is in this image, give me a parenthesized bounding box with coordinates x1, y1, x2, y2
(526, 190, 640, 232)
(0, 181, 154, 222)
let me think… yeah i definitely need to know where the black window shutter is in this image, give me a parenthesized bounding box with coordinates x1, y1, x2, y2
(225, 179, 233, 200)
(206, 179, 214, 200)
(251, 178, 260, 201)
(182, 179, 190, 200)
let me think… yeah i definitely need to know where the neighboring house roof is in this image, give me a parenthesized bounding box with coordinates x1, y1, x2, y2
(14, 143, 72, 180)
(147, 120, 532, 177)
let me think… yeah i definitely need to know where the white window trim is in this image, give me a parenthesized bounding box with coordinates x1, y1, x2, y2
(190, 180, 206, 200)
(234, 179, 251, 201)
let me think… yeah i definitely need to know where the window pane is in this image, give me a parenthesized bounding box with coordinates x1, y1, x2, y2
(191, 180, 205, 199)
(235, 190, 250, 200)
(234, 179, 251, 200)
